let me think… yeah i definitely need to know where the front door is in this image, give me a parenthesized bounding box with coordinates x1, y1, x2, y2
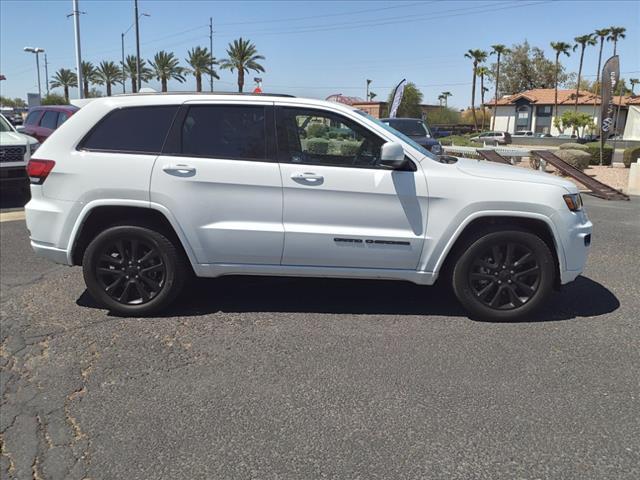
(151, 102, 284, 265)
(276, 106, 428, 270)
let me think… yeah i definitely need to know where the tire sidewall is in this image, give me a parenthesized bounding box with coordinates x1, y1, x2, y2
(452, 230, 555, 321)
(82, 226, 180, 316)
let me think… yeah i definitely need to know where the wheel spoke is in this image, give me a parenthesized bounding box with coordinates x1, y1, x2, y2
(105, 275, 125, 293)
(133, 280, 150, 301)
(515, 280, 536, 295)
(514, 265, 539, 278)
(489, 285, 505, 307)
(470, 272, 494, 281)
(100, 254, 123, 266)
(139, 248, 158, 264)
(98, 267, 124, 276)
(117, 281, 133, 302)
(130, 239, 139, 262)
(139, 273, 161, 292)
(513, 252, 532, 267)
(491, 246, 502, 266)
(505, 243, 515, 265)
(140, 263, 163, 275)
(476, 281, 496, 299)
(506, 286, 524, 307)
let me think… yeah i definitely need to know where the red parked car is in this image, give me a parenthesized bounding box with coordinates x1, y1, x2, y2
(20, 105, 78, 143)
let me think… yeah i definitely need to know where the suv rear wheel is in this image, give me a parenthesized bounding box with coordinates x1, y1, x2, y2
(452, 229, 554, 321)
(82, 225, 187, 316)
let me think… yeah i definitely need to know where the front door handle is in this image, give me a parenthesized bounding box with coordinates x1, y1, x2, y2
(162, 164, 196, 176)
(291, 172, 324, 183)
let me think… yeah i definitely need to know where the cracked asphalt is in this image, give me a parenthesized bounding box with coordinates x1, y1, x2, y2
(1, 192, 639, 479)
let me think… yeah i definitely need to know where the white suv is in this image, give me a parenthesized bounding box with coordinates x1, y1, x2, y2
(25, 93, 592, 320)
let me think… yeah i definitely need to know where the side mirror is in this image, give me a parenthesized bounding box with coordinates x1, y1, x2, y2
(15, 126, 25, 133)
(380, 141, 407, 169)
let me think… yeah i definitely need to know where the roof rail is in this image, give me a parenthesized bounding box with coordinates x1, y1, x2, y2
(114, 91, 296, 98)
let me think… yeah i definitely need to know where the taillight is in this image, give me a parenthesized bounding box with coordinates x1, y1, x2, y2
(27, 159, 56, 185)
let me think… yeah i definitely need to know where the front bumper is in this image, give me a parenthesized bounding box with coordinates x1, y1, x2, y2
(555, 209, 593, 284)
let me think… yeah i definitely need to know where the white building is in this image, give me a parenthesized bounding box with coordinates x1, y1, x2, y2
(485, 89, 635, 138)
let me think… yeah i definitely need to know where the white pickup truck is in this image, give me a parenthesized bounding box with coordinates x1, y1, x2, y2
(0, 113, 39, 195)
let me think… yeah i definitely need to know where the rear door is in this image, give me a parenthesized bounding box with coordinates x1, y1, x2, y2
(37, 110, 59, 142)
(151, 101, 283, 265)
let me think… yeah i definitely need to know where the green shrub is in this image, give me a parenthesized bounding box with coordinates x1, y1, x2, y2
(306, 138, 329, 154)
(555, 149, 590, 171)
(340, 140, 360, 156)
(623, 146, 640, 168)
(558, 143, 588, 151)
(307, 123, 327, 138)
(584, 142, 613, 165)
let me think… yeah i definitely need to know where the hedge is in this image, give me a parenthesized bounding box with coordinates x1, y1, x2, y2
(559, 143, 588, 151)
(307, 123, 328, 139)
(340, 140, 360, 156)
(306, 138, 329, 154)
(584, 142, 613, 166)
(439, 135, 473, 147)
(623, 146, 640, 168)
(555, 149, 590, 171)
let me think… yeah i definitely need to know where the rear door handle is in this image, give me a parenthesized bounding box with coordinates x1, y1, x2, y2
(163, 164, 196, 176)
(291, 172, 324, 182)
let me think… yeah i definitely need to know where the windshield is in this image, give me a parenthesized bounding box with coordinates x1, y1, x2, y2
(384, 119, 431, 138)
(0, 115, 14, 133)
(356, 110, 436, 160)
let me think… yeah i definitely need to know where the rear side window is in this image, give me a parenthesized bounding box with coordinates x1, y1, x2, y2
(80, 106, 178, 154)
(40, 111, 59, 130)
(25, 111, 40, 126)
(180, 105, 266, 160)
(57, 113, 68, 128)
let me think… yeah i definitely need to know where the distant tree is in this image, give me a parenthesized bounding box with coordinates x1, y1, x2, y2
(87, 87, 103, 98)
(96, 61, 122, 96)
(572, 34, 597, 115)
(123, 55, 152, 93)
(220, 38, 265, 93)
(186, 46, 218, 92)
(489, 44, 510, 130)
(49, 68, 77, 103)
(149, 51, 185, 92)
(386, 82, 423, 118)
(608, 26, 626, 56)
(0, 96, 26, 108)
(460, 108, 491, 127)
(631, 78, 639, 95)
(475, 66, 491, 130)
(41, 93, 68, 105)
(426, 106, 461, 125)
(592, 28, 611, 104)
(441, 91, 452, 108)
(550, 41, 572, 124)
(464, 49, 487, 131)
(81, 61, 100, 98)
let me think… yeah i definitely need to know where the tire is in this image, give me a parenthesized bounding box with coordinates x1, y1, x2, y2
(82, 225, 188, 316)
(452, 229, 555, 321)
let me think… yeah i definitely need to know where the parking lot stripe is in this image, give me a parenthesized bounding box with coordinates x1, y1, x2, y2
(0, 210, 26, 223)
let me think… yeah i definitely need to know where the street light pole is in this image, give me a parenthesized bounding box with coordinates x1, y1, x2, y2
(122, 13, 149, 94)
(121, 33, 126, 93)
(72, 0, 84, 98)
(44, 54, 50, 96)
(23, 47, 45, 99)
(209, 17, 214, 92)
(134, 0, 141, 92)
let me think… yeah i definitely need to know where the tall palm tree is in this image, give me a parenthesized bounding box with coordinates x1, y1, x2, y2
(592, 28, 611, 118)
(81, 61, 101, 98)
(186, 46, 218, 92)
(123, 55, 152, 93)
(49, 68, 77, 103)
(220, 38, 265, 93)
(438, 94, 445, 108)
(441, 91, 452, 108)
(149, 51, 185, 92)
(96, 61, 122, 96)
(490, 44, 510, 130)
(572, 34, 597, 114)
(608, 26, 626, 56)
(464, 49, 487, 131)
(476, 66, 490, 130)
(550, 41, 571, 130)
(630, 78, 639, 95)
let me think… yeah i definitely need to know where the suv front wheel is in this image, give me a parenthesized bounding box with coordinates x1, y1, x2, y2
(452, 229, 555, 321)
(82, 225, 187, 316)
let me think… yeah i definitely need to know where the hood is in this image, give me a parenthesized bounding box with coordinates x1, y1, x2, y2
(0, 131, 37, 146)
(455, 157, 577, 192)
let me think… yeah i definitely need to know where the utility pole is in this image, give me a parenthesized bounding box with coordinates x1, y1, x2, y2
(209, 17, 214, 92)
(44, 54, 49, 96)
(134, 0, 141, 92)
(121, 33, 126, 93)
(72, 0, 84, 98)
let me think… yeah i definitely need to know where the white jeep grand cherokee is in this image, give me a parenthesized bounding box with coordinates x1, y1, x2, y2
(25, 93, 592, 320)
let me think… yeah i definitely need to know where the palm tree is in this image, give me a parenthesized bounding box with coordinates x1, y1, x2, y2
(186, 46, 218, 92)
(476, 66, 490, 130)
(550, 41, 571, 131)
(49, 68, 77, 103)
(220, 38, 265, 93)
(438, 94, 445, 108)
(464, 49, 487, 131)
(630, 78, 639, 95)
(592, 28, 611, 118)
(123, 55, 152, 93)
(80, 61, 101, 98)
(608, 26, 626, 56)
(96, 61, 122, 96)
(490, 44, 510, 130)
(149, 51, 185, 92)
(572, 34, 597, 114)
(441, 91, 452, 108)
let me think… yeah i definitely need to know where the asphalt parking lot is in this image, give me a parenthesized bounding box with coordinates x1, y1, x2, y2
(1, 190, 639, 480)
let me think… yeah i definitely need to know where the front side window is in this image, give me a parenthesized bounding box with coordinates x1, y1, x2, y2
(81, 106, 178, 153)
(277, 107, 384, 168)
(39, 111, 59, 130)
(0, 115, 13, 132)
(181, 105, 266, 160)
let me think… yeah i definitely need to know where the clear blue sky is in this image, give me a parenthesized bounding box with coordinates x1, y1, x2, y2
(1, 0, 638, 107)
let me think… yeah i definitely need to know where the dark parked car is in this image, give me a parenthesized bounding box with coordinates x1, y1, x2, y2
(20, 105, 78, 143)
(380, 118, 442, 155)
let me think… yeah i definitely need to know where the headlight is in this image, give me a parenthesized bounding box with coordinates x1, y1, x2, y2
(431, 144, 442, 155)
(563, 193, 583, 211)
(30, 142, 40, 153)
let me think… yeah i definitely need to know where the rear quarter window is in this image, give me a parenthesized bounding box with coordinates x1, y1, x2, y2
(80, 106, 179, 154)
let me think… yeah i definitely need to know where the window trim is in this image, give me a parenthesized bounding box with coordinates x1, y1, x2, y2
(162, 103, 275, 163)
(77, 105, 180, 155)
(275, 106, 392, 170)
